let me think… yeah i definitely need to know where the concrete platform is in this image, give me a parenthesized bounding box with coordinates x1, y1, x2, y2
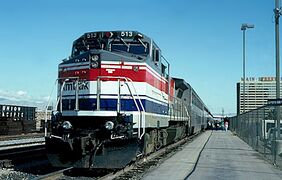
(142, 131, 282, 180)
(142, 131, 212, 180)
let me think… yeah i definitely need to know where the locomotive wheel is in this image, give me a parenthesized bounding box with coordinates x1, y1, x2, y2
(141, 129, 170, 155)
(143, 132, 152, 155)
(157, 129, 168, 149)
(143, 130, 158, 155)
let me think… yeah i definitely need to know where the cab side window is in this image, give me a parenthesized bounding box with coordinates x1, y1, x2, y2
(155, 49, 160, 63)
(152, 46, 160, 66)
(152, 47, 156, 63)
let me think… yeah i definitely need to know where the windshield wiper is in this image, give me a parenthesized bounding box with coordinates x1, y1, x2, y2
(82, 39, 90, 50)
(120, 38, 130, 52)
(137, 38, 147, 52)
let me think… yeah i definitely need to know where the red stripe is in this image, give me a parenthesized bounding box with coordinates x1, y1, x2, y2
(59, 67, 173, 95)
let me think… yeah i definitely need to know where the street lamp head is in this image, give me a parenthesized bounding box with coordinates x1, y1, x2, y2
(241, 23, 255, 30)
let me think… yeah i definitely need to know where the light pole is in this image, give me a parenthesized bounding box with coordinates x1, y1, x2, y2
(241, 23, 254, 114)
(274, 0, 281, 139)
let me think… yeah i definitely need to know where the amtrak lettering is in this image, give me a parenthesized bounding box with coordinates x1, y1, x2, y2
(63, 81, 89, 91)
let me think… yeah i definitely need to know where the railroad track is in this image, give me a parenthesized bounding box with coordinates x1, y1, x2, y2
(0, 133, 44, 141)
(0, 139, 45, 150)
(0, 137, 46, 168)
(0, 144, 45, 158)
(0, 139, 46, 169)
(34, 167, 73, 180)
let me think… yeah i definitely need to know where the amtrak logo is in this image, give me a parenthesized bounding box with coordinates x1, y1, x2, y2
(63, 81, 89, 91)
(106, 69, 115, 73)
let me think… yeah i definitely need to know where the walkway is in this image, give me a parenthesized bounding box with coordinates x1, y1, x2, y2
(142, 131, 282, 180)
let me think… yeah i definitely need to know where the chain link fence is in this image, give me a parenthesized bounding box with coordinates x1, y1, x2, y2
(230, 104, 282, 168)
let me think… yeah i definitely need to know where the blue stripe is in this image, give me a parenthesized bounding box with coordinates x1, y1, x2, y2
(62, 94, 167, 106)
(62, 98, 169, 115)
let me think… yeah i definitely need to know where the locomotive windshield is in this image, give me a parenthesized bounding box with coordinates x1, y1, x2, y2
(72, 38, 105, 56)
(111, 42, 149, 55)
(71, 31, 150, 57)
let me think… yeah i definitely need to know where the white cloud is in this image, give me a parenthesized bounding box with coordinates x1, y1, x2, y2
(16, 90, 27, 96)
(0, 89, 51, 110)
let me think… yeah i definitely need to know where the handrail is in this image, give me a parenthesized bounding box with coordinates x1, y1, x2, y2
(45, 76, 145, 139)
(96, 76, 146, 139)
(57, 77, 80, 113)
(44, 77, 79, 137)
(125, 77, 146, 139)
(45, 79, 58, 137)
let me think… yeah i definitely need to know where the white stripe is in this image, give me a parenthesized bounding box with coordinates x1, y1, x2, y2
(62, 81, 168, 104)
(101, 62, 167, 83)
(144, 65, 168, 82)
(139, 66, 166, 83)
(123, 62, 163, 80)
(102, 61, 121, 65)
(101, 65, 121, 68)
(121, 66, 132, 69)
(123, 62, 146, 65)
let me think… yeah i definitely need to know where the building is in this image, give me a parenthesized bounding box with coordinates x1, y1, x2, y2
(35, 110, 52, 131)
(237, 77, 282, 115)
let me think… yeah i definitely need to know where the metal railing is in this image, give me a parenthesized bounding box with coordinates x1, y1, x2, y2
(230, 104, 282, 168)
(45, 76, 146, 139)
(96, 76, 146, 139)
(44, 77, 79, 137)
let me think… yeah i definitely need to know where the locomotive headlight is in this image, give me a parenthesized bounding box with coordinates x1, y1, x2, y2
(91, 55, 99, 61)
(105, 121, 114, 130)
(90, 55, 99, 69)
(62, 121, 72, 130)
(91, 61, 99, 68)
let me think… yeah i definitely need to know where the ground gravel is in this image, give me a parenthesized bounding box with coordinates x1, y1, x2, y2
(0, 168, 36, 180)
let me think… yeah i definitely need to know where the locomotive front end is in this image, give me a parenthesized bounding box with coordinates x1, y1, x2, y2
(45, 31, 150, 169)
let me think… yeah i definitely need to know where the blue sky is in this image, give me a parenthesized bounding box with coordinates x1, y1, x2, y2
(0, 0, 278, 114)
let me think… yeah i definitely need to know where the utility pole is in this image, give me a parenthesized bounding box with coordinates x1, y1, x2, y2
(243, 29, 246, 113)
(274, 0, 281, 139)
(241, 24, 254, 113)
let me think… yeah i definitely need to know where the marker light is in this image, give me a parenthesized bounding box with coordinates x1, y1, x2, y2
(105, 121, 114, 130)
(91, 61, 99, 68)
(105, 32, 113, 38)
(91, 55, 99, 61)
(62, 121, 72, 130)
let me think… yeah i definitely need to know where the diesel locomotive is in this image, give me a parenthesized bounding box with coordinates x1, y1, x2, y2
(45, 31, 213, 169)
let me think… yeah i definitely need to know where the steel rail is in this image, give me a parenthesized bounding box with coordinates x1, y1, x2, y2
(33, 167, 73, 180)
